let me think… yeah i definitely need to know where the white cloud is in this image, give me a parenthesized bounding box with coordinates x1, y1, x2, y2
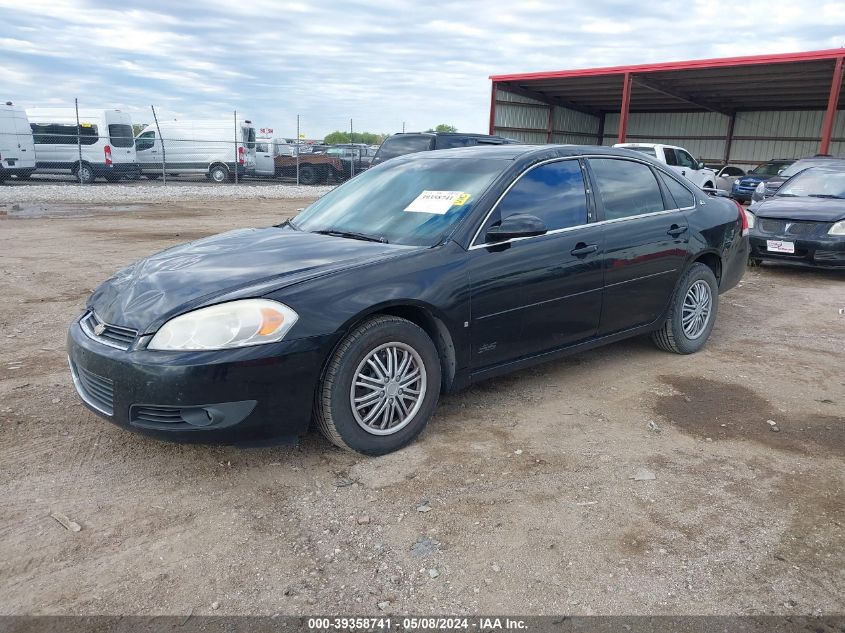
(1, 0, 843, 137)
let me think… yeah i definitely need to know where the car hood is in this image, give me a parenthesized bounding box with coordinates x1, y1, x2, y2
(87, 226, 411, 332)
(754, 197, 845, 222)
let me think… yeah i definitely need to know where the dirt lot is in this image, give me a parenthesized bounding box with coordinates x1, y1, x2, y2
(0, 198, 842, 616)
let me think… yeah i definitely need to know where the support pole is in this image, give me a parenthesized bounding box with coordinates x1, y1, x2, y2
(296, 114, 300, 186)
(617, 73, 632, 144)
(546, 105, 554, 144)
(819, 56, 844, 155)
(597, 112, 606, 146)
(233, 110, 239, 184)
(74, 98, 83, 184)
(350, 118, 354, 178)
(489, 81, 497, 135)
(150, 105, 166, 185)
(723, 112, 736, 165)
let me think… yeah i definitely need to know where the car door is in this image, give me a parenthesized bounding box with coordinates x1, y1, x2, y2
(586, 157, 691, 336)
(468, 158, 604, 369)
(254, 141, 274, 176)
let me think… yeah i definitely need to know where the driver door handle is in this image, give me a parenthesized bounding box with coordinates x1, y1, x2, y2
(570, 243, 598, 257)
(667, 224, 688, 237)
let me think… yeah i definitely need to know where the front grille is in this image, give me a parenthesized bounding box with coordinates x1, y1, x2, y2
(70, 361, 114, 416)
(758, 219, 827, 237)
(80, 312, 138, 350)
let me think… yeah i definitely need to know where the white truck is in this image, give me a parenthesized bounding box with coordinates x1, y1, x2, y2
(134, 118, 257, 183)
(0, 102, 36, 182)
(614, 142, 716, 190)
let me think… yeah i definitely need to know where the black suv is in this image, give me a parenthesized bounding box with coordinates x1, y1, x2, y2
(371, 132, 515, 166)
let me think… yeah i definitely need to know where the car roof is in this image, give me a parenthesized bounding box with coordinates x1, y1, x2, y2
(392, 144, 657, 162)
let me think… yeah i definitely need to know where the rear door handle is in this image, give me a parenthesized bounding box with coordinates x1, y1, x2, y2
(570, 243, 598, 257)
(667, 225, 688, 237)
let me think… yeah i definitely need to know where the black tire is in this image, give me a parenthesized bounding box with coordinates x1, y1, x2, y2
(299, 164, 319, 185)
(315, 315, 441, 455)
(703, 181, 714, 189)
(144, 174, 160, 180)
(652, 263, 719, 355)
(15, 171, 32, 180)
(74, 162, 96, 185)
(208, 164, 229, 183)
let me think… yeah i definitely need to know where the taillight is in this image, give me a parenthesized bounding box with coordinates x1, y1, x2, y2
(735, 200, 749, 236)
(104, 145, 112, 166)
(238, 146, 244, 165)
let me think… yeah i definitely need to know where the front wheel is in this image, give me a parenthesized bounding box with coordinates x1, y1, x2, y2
(315, 315, 441, 455)
(652, 263, 719, 354)
(208, 164, 229, 183)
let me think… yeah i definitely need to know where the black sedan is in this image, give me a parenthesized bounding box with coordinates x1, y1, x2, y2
(67, 145, 749, 455)
(748, 166, 845, 268)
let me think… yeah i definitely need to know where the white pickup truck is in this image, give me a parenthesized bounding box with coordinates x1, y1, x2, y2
(614, 142, 716, 190)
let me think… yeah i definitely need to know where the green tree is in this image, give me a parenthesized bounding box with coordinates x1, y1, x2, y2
(132, 123, 148, 136)
(426, 123, 458, 133)
(323, 131, 388, 145)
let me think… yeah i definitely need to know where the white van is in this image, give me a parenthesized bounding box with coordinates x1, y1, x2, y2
(0, 102, 36, 183)
(26, 108, 139, 183)
(134, 119, 257, 183)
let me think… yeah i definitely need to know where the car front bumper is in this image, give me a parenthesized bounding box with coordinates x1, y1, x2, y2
(67, 317, 335, 445)
(749, 232, 845, 269)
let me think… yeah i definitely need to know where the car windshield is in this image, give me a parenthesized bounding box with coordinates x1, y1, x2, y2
(291, 157, 508, 246)
(777, 168, 845, 199)
(749, 161, 791, 176)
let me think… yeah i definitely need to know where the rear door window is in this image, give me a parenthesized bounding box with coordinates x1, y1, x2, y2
(375, 135, 434, 162)
(494, 159, 588, 232)
(658, 171, 696, 209)
(589, 158, 666, 220)
(108, 124, 134, 148)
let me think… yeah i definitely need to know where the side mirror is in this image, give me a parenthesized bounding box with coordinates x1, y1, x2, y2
(486, 213, 547, 242)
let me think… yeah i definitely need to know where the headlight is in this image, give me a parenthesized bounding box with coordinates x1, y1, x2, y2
(829, 220, 845, 236)
(755, 182, 766, 194)
(148, 299, 298, 351)
(745, 209, 756, 229)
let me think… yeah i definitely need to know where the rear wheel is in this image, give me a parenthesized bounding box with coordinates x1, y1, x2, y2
(209, 164, 229, 183)
(652, 263, 719, 354)
(315, 315, 441, 455)
(144, 174, 160, 180)
(299, 164, 318, 185)
(74, 162, 95, 184)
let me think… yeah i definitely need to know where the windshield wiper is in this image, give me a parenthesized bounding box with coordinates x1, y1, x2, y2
(313, 228, 388, 243)
(808, 194, 844, 199)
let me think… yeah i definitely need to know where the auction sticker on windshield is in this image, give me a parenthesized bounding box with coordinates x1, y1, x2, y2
(404, 191, 470, 214)
(767, 240, 795, 254)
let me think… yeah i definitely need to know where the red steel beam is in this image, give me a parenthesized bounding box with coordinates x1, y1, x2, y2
(489, 81, 497, 135)
(617, 72, 632, 143)
(819, 57, 844, 154)
(490, 47, 845, 83)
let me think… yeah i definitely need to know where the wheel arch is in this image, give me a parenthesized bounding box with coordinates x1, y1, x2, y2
(690, 250, 722, 285)
(329, 301, 459, 394)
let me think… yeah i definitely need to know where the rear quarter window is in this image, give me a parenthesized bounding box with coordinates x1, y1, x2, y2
(658, 171, 696, 209)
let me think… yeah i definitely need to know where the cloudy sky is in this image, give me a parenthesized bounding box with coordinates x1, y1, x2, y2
(1, 0, 843, 138)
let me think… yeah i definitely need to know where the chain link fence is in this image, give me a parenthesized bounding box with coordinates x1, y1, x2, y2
(1, 99, 387, 187)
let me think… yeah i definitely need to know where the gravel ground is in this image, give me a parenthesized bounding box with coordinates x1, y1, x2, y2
(0, 181, 335, 204)
(0, 199, 842, 616)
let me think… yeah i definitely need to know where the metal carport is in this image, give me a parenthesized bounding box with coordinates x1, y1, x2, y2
(489, 48, 845, 167)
